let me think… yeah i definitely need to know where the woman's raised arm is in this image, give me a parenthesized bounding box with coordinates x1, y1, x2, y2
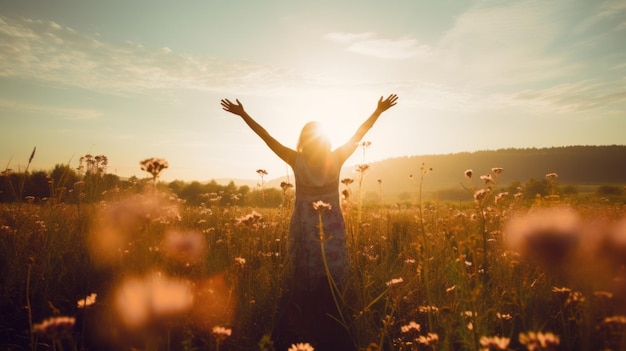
(334, 94, 398, 162)
(221, 98, 296, 165)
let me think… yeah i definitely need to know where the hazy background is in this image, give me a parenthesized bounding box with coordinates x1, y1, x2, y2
(1, 0, 625, 182)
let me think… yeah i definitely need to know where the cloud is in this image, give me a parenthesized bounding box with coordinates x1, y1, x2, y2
(0, 98, 102, 120)
(325, 31, 431, 60)
(0, 16, 298, 95)
(514, 79, 626, 113)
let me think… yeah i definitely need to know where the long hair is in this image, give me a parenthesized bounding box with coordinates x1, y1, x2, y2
(296, 121, 331, 157)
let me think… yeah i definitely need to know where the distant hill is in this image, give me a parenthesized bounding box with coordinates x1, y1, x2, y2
(258, 145, 626, 201)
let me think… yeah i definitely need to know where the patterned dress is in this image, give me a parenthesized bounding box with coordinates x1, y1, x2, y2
(288, 154, 350, 292)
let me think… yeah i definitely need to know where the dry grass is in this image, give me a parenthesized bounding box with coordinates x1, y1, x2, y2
(1, 180, 626, 351)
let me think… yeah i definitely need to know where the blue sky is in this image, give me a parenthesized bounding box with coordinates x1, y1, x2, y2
(1, 0, 625, 181)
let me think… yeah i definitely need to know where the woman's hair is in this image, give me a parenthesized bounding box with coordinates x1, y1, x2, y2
(296, 121, 331, 155)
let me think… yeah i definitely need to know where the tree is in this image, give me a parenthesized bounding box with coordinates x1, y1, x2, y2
(524, 178, 550, 198)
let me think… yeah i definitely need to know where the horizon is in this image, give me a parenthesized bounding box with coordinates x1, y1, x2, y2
(2, 0, 625, 182)
(13, 143, 623, 185)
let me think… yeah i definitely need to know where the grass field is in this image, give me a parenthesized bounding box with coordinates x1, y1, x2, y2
(1, 174, 626, 351)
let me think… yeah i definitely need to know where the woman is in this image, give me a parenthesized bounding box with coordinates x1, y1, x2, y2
(221, 94, 398, 349)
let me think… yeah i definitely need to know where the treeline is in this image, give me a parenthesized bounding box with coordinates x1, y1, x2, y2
(327, 145, 626, 201)
(0, 163, 286, 207)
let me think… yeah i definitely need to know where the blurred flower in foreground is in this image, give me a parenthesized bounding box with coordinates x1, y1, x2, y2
(161, 230, 207, 266)
(189, 273, 234, 333)
(600, 217, 626, 267)
(114, 272, 193, 329)
(88, 195, 167, 266)
(33, 316, 75, 339)
(504, 206, 581, 267)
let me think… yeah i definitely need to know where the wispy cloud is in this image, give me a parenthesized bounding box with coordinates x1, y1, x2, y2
(514, 79, 626, 113)
(325, 31, 431, 60)
(0, 16, 297, 95)
(324, 0, 626, 114)
(0, 98, 102, 120)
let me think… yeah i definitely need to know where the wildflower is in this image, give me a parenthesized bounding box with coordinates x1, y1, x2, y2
(280, 181, 293, 192)
(234, 257, 246, 267)
(545, 173, 558, 179)
(565, 291, 585, 306)
(212, 325, 232, 341)
(341, 178, 354, 186)
(235, 211, 262, 226)
(400, 321, 421, 333)
(341, 189, 350, 200)
(602, 315, 626, 325)
(359, 140, 372, 148)
(474, 188, 491, 203)
(480, 174, 493, 184)
(491, 167, 504, 175)
(480, 335, 510, 351)
(553, 287, 571, 295)
(494, 192, 508, 204)
(496, 312, 512, 320)
(519, 331, 560, 351)
(77, 293, 97, 308)
(312, 200, 332, 212)
(140, 157, 169, 179)
(594, 291, 613, 299)
(418, 305, 439, 314)
(33, 316, 75, 339)
(416, 333, 439, 346)
(256, 169, 268, 176)
(288, 342, 315, 351)
(386, 277, 404, 286)
(356, 163, 370, 173)
(464, 169, 473, 179)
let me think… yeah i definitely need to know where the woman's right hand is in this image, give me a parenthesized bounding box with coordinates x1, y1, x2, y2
(221, 98, 246, 116)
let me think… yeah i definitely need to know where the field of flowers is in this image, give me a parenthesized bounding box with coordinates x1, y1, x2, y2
(1, 165, 626, 351)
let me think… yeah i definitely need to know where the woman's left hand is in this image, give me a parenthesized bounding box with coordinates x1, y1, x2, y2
(376, 94, 398, 113)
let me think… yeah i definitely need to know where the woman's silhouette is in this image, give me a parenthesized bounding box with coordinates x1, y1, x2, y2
(221, 94, 398, 349)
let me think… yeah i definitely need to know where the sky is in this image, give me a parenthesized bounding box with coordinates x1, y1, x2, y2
(1, 0, 625, 182)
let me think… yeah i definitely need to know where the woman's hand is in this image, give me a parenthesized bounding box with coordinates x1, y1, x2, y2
(221, 98, 246, 117)
(376, 94, 398, 113)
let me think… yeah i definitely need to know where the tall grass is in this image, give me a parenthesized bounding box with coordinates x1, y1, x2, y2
(1, 169, 626, 350)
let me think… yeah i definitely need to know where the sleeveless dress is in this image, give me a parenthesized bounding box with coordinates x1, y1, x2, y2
(288, 154, 350, 292)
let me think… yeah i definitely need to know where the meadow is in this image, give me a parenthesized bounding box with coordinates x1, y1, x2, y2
(1, 160, 626, 351)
